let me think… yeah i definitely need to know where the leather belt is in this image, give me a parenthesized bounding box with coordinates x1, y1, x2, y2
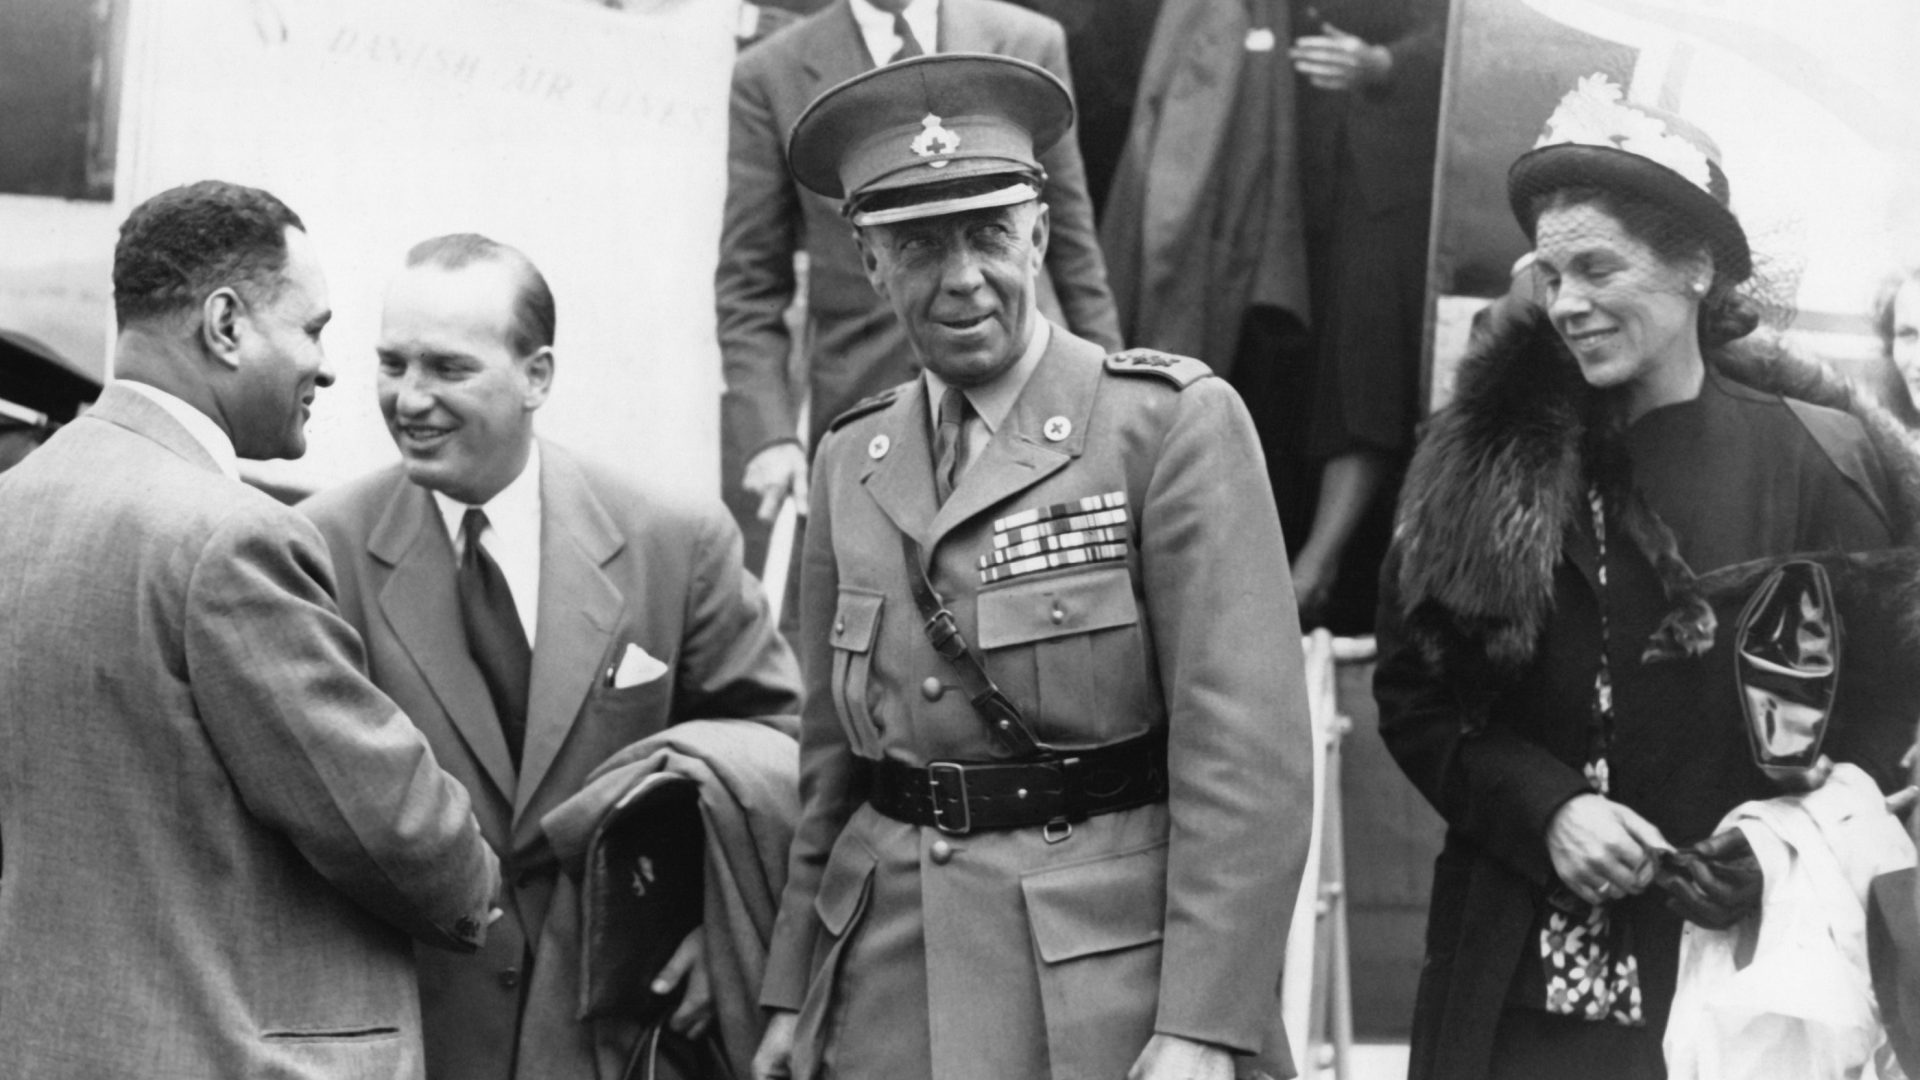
(868, 728, 1168, 836)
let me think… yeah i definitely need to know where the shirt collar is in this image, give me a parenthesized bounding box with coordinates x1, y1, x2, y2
(115, 379, 240, 481)
(850, 0, 939, 59)
(923, 316, 1050, 439)
(432, 440, 543, 553)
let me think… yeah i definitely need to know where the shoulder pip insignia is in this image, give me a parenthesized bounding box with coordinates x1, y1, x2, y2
(826, 383, 908, 433)
(1104, 349, 1213, 389)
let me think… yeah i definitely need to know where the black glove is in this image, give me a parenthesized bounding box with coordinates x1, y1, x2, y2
(1653, 828, 1762, 930)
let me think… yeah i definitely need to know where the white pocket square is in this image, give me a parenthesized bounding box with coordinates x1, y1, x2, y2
(610, 643, 668, 689)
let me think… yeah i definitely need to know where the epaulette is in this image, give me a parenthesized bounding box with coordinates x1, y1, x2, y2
(826, 383, 907, 432)
(1104, 349, 1213, 389)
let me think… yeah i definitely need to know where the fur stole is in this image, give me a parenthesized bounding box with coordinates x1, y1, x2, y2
(1395, 307, 1920, 679)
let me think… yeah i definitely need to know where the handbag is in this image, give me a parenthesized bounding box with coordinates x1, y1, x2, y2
(1732, 559, 1839, 783)
(580, 772, 706, 1022)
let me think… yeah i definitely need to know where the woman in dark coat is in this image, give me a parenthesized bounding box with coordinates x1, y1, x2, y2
(1375, 76, 1917, 1079)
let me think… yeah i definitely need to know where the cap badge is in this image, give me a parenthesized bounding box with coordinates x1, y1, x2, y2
(911, 113, 961, 167)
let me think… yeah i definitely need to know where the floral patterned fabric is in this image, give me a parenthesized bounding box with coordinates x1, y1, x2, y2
(1537, 488, 1645, 1027)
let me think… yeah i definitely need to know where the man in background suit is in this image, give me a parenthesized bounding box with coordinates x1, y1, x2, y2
(718, 0, 1122, 527)
(302, 234, 802, 1079)
(0, 180, 499, 1079)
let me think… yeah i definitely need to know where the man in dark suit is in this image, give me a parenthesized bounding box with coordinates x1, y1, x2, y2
(301, 234, 801, 1080)
(717, 0, 1122, 526)
(752, 57, 1310, 1080)
(0, 180, 499, 1079)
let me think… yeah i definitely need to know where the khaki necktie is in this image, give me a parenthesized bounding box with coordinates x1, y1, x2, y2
(934, 386, 971, 504)
(457, 508, 530, 767)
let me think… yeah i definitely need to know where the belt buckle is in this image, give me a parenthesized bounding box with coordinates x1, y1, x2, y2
(926, 761, 971, 836)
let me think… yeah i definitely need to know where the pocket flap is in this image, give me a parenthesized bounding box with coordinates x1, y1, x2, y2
(813, 839, 878, 935)
(831, 590, 884, 654)
(976, 565, 1138, 649)
(1021, 841, 1167, 963)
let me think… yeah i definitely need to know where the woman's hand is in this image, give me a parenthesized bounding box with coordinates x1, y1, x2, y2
(1546, 793, 1670, 905)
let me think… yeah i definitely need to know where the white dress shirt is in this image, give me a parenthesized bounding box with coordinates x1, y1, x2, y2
(116, 380, 241, 482)
(434, 442, 543, 646)
(923, 317, 1050, 477)
(851, 0, 939, 64)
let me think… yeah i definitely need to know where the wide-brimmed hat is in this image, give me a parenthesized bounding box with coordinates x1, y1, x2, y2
(787, 53, 1072, 227)
(1508, 74, 1751, 283)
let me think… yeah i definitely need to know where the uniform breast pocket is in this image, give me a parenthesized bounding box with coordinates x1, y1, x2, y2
(829, 589, 884, 755)
(975, 565, 1142, 738)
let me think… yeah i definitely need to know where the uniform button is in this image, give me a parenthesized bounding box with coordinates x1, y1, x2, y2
(835, 617, 846, 635)
(498, 968, 521, 990)
(1050, 604, 1066, 625)
(930, 840, 953, 865)
(921, 676, 945, 701)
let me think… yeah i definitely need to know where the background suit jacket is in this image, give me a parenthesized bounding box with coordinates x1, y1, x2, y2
(302, 440, 802, 1080)
(716, 0, 1123, 458)
(761, 326, 1314, 1080)
(0, 383, 498, 1080)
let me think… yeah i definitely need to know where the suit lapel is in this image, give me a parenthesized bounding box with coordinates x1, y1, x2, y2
(369, 479, 518, 803)
(802, 0, 877, 89)
(926, 327, 1099, 550)
(862, 379, 940, 548)
(514, 444, 624, 821)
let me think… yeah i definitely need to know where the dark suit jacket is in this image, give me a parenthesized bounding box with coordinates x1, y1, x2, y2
(301, 441, 801, 1080)
(0, 383, 498, 1079)
(716, 0, 1122, 457)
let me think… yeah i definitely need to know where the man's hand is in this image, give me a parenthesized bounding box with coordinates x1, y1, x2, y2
(752, 1009, 798, 1080)
(1126, 1033, 1234, 1080)
(1289, 24, 1392, 92)
(653, 926, 713, 1039)
(1547, 793, 1670, 906)
(743, 442, 810, 522)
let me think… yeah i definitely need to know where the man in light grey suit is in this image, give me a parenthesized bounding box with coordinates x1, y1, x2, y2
(301, 234, 801, 1079)
(0, 181, 500, 1079)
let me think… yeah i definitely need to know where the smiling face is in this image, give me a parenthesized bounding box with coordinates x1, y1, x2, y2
(375, 260, 551, 504)
(228, 226, 334, 459)
(856, 200, 1048, 388)
(1533, 199, 1707, 411)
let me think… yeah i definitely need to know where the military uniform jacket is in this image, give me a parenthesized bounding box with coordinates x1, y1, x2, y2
(761, 326, 1313, 1080)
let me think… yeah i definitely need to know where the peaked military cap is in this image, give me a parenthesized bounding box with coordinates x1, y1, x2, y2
(787, 53, 1073, 227)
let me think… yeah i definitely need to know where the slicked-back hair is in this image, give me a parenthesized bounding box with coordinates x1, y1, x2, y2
(404, 233, 556, 357)
(112, 180, 305, 328)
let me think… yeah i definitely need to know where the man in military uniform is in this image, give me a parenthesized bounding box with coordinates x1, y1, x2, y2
(752, 54, 1312, 1080)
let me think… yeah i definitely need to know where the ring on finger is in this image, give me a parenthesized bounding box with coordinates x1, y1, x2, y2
(1594, 881, 1614, 898)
